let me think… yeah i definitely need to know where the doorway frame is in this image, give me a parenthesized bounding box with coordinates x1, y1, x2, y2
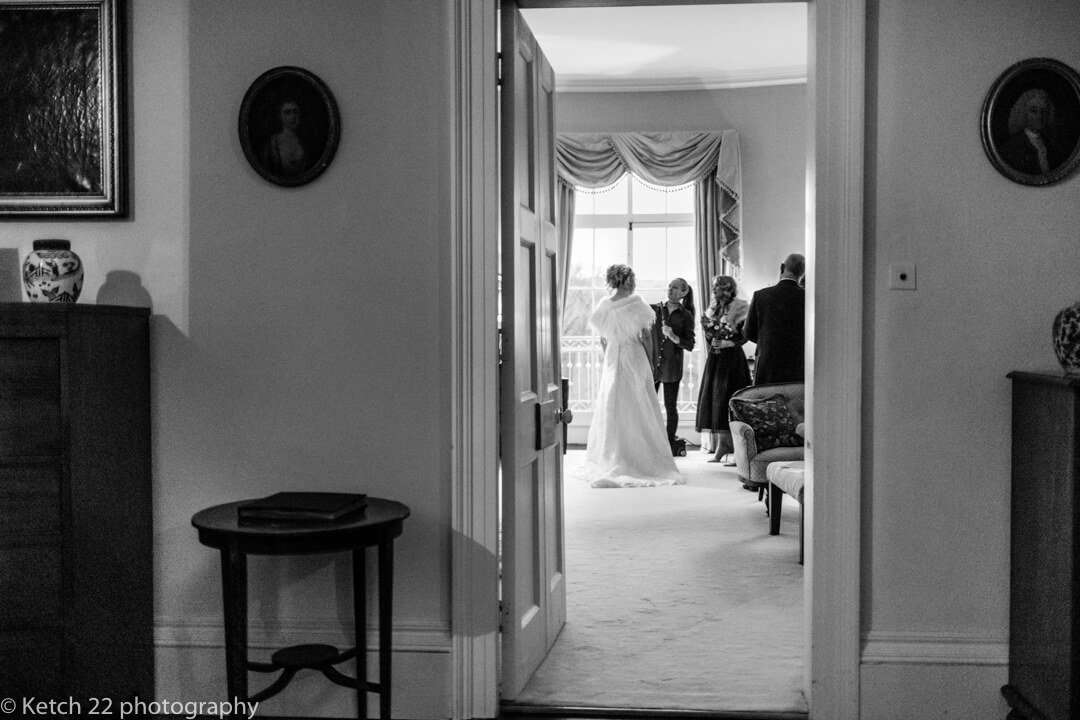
(449, 0, 865, 716)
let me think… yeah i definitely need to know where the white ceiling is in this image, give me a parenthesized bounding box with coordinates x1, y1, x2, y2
(520, 3, 808, 92)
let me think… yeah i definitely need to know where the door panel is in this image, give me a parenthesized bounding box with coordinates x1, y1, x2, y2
(540, 245, 565, 643)
(500, 2, 566, 700)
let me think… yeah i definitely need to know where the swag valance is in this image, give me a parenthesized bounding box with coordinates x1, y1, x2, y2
(554, 130, 743, 314)
(557, 131, 727, 189)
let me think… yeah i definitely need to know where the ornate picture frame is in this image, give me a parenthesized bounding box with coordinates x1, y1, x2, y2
(0, 0, 126, 216)
(981, 57, 1080, 187)
(238, 66, 341, 188)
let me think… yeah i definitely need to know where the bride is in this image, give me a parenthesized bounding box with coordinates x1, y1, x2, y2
(579, 264, 684, 488)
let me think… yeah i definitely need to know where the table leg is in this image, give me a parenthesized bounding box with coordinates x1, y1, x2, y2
(220, 544, 248, 701)
(353, 548, 367, 720)
(378, 539, 394, 720)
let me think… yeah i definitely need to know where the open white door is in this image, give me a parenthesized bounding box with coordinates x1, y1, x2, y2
(498, 1, 567, 701)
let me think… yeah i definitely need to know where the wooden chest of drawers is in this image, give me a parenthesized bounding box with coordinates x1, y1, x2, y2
(0, 303, 152, 701)
(1003, 371, 1080, 719)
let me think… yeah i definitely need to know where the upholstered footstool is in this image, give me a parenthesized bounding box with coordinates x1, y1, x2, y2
(766, 460, 805, 563)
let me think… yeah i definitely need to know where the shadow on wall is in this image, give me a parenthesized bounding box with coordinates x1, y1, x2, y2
(149, 312, 246, 699)
(0, 248, 21, 301)
(97, 270, 153, 308)
(150, 312, 292, 624)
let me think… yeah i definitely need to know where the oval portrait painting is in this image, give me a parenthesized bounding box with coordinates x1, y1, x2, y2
(981, 58, 1080, 186)
(239, 66, 340, 187)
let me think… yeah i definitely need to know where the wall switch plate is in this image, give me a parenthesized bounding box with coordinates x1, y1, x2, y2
(888, 263, 916, 290)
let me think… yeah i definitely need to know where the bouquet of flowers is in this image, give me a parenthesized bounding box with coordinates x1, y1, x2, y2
(702, 311, 741, 351)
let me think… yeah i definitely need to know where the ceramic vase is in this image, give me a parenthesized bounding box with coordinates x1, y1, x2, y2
(1053, 301, 1080, 375)
(23, 239, 83, 303)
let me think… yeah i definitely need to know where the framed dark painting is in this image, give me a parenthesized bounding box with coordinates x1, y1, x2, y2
(0, 0, 126, 216)
(981, 57, 1080, 187)
(238, 66, 340, 187)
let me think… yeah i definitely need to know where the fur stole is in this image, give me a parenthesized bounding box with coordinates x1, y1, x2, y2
(589, 295, 655, 342)
(708, 297, 749, 327)
(724, 297, 749, 328)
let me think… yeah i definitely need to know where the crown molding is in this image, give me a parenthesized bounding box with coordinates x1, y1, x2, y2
(554, 65, 807, 92)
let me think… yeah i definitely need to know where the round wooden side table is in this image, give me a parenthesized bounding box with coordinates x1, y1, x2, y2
(192, 497, 410, 719)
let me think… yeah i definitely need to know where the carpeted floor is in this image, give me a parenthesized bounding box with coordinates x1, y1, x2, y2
(510, 447, 807, 714)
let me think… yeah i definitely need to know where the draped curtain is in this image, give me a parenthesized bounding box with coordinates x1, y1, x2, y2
(555, 130, 742, 315)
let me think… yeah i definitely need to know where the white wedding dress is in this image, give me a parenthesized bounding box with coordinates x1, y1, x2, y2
(579, 294, 684, 488)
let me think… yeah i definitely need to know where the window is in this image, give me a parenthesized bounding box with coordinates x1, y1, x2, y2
(563, 174, 704, 414)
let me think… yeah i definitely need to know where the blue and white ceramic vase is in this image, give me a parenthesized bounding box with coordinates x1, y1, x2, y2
(1053, 301, 1080, 375)
(22, 239, 83, 303)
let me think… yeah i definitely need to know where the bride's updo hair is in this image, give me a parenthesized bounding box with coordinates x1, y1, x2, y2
(605, 263, 635, 290)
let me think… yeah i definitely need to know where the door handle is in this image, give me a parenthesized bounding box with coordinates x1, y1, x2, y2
(556, 407, 573, 425)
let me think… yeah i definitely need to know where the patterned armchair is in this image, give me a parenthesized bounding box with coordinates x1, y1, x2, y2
(728, 382, 806, 499)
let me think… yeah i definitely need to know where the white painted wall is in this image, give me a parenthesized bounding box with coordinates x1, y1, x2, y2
(860, 0, 1080, 716)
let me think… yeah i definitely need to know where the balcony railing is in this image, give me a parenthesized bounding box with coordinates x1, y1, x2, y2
(561, 335, 703, 414)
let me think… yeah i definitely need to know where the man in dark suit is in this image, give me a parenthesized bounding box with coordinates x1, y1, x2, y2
(651, 278, 696, 446)
(743, 253, 805, 385)
(1000, 88, 1066, 176)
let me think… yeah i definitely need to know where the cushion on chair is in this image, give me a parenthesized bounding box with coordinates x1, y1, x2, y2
(748, 445, 804, 487)
(729, 394, 803, 451)
(767, 460, 805, 503)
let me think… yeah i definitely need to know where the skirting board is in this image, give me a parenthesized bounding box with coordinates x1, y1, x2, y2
(155, 618, 452, 719)
(861, 631, 1008, 666)
(860, 633, 1010, 719)
(860, 663, 1010, 718)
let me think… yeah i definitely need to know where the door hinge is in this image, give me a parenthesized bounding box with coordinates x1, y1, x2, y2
(498, 600, 508, 632)
(497, 51, 502, 87)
